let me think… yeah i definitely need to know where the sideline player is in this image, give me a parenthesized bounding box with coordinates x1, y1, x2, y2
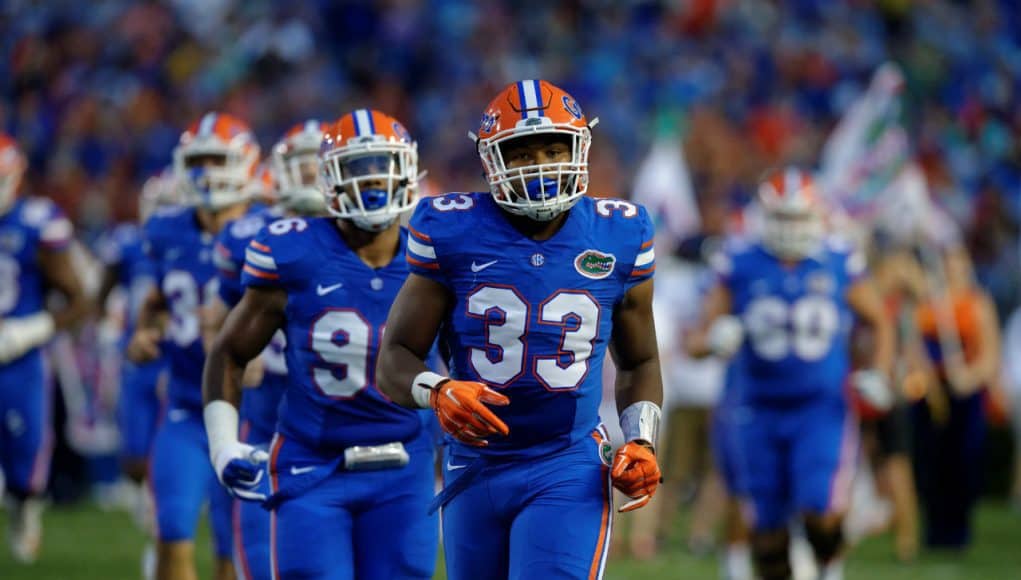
(0, 134, 88, 563)
(688, 168, 894, 580)
(376, 80, 663, 580)
(204, 120, 325, 579)
(128, 113, 257, 580)
(203, 110, 438, 579)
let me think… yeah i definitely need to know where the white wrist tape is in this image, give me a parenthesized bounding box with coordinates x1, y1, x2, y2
(10, 312, 56, 348)
(411, 371, 447, 409)
(619, 401, 661, 447)
(203, 400, 240, 460)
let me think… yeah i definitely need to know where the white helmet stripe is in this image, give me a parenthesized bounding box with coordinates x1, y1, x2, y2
(354, 110, 374, 136)
(519, 79, 541, 118)
(198, 113, 217, 137)
(304, 119, 319, 134)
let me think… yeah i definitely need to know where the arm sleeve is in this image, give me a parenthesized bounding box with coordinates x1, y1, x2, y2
(38, 205, 72, 251)
(625, 206, 656, 290)
(406, 199, 449, 286)
(240, 229, 285, 290)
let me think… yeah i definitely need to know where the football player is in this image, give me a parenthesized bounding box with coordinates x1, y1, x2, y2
(96, 168, 178, 490)
(95, 168, 179, 575)
(204, 120, 325, 580)
(0, 134, 88, 562)
(128, 113, 258, 580)
(203, 110, 438, 579)
(688, 168, 895, 580)
(376, 80, 664, 580)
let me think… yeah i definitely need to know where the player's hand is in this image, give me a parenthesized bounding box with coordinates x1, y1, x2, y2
(708, 315, 744, 358)
(431, 380, 510, 447)
(211, 440, 269, 502)
(611, 441, 661, 513)
(851, 369, 893, 413)
(127, 328, 162, 363)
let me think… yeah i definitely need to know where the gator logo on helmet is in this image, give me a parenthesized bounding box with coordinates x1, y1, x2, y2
(574, 249, 616, 279)
(480, 112, 497, 133)
(562, 95, 583, 120)
(392, 121, 412, 142)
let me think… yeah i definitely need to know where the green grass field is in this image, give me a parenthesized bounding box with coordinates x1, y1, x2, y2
(1, 502, 1019, 579)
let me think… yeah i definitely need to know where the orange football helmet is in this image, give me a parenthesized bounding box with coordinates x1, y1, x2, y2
(173, 112, 259, 210)
(319, 109, 419, 231)
(0, 134, 27, 214)
(139, 166, 183, 222)
(757, 167, 825, 259)
(272, 120, 325, 215)
(474, 80, 596, 221)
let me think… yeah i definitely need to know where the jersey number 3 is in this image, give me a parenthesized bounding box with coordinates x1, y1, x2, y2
(467, 286, 599, 391)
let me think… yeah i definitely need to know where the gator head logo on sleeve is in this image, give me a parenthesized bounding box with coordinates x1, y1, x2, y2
(574, 250, 616, 280)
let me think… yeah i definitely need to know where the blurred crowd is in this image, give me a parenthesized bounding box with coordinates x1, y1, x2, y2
(5, 0, 1021, 310)
(4, 0, 1021, 569)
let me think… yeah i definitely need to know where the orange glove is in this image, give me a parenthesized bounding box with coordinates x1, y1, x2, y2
(611, 441, 661, 512)
(431, 380, 510, 447)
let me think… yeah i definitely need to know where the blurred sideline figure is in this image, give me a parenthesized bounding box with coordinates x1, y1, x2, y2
(688, 168, 895, 580)
(129, 112, 258, 580)
(0, 134, 88, 563)
(912, 245, 1000, 550)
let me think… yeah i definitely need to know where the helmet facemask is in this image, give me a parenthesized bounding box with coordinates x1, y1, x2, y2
(321, 139, 418, 232)
(273, 145, 325, 215)
(480, 122, 590, 222)
(174, 145, 257, 211)
(762, 208, 824, 260)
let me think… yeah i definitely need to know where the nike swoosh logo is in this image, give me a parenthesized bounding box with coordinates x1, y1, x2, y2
(471, 260, 498, 273)
(316, 283, 343, 296)
(290, 465, 316, 475)
(168, 409, 189, 422)
(446, 461, 467, 471)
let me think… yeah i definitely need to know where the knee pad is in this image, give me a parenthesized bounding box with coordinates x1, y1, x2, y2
(804, 519, 844, 564)
(751, 529, 791, 580)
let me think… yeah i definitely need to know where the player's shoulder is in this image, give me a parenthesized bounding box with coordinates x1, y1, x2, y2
(243, 215, 329, 285)
(219, 207, 277, 256)
(410, 192, 487, 227)
(708, 234, 758, 278)
(821, 235, 866, 278)
(407, 192, 489, 252)
(13, 196, 72, 248)
(13, 195, 64, 228)
(144, 205, 192, 236)
(251, 215, 328, 263)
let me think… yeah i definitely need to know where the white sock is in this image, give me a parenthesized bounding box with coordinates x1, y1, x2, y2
(721, 543, 753, 580)
(819, 560, 844, 580)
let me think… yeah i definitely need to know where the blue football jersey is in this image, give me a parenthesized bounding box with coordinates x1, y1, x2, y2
(407, 193, 655, 459)
(214, 206, 288, 438)
(241, 217, 424, 450)
(143, 206, 218, 411)
(0, 197, 73, 322)
(713, 238, 864, 402)
(97, 223, 157, 333)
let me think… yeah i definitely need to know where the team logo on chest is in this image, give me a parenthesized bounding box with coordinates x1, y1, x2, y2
(574, 249, 615, 280)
